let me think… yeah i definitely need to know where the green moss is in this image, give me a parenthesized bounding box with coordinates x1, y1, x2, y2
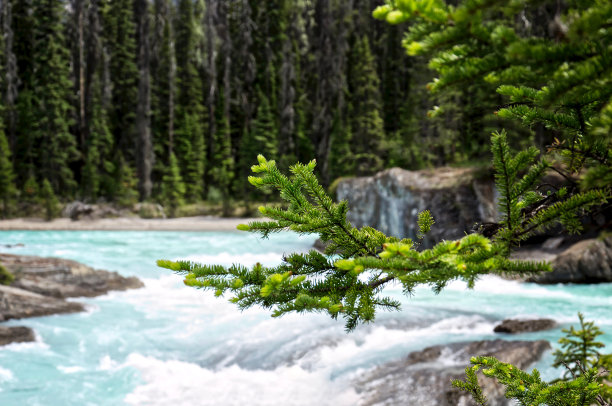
(0, 264, 14, 285)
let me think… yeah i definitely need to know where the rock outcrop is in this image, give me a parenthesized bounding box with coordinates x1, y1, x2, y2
(0, 285, 84, 321)
(336, 167, 496, 245)
(62, 201, 123, 221)
(0, 326, 35, 346)
(0, 253, 144, 345)
(356, 339, 551, 406)
(494, 318, 556, 334)
(0, 253, 144, 298)
(526, 235, 612, 284)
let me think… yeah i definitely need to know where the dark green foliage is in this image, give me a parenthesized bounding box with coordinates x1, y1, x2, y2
(345, 36, 385, 176)
(0, 128, 16, 217)
(22, 175, 39, 207)
(0, 263, 14, 285)
(238, 89, 278, 198)
(174, 0, 206, 202)
(113, 154, 139, 207)
(161, 152, 185, 217)
(102, 0, 138, 163)
(40, 178, 60, 221)
(31, 0, 78, 196)
(210, 112, 234, 216)
(82, 75, 114, 202)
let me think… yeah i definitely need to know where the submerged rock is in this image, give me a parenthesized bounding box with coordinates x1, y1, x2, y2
(336, 167, 496, 245)
(0, 253, 144, 298)
(0, 326, 36, 346)
(494, 318, 556, 334)
(356, 339, 550, 406)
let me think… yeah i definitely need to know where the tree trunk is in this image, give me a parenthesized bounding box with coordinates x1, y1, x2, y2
(135, 0, 153, 199)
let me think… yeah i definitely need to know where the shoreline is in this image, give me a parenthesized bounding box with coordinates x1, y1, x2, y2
(0, 216, 259, 232)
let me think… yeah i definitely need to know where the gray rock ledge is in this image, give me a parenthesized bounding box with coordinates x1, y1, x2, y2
(494, 318, 556, 334)
(0, 253, 144, 298)
(0, 326, 35, 346)
(356, 339, 551, 406)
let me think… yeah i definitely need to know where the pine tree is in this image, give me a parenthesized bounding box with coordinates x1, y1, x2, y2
(82, 77, 114, 202)
(31, 0, 78, 196)
(40, 178, 60, 221)
(238, 89, 278, 199)
(102, 0, 139, 176)
(151, 0, 176, 196)
(113, 153, 139, 207)
(134, 0, 154, 200)
(346, 35, 385, 176)
(0, 128, 16, 218)
(175, 0, 207, 202)
(160, 152, 185, 217)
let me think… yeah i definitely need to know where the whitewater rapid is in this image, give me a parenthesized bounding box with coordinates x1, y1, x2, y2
(0, 231, 610, 405)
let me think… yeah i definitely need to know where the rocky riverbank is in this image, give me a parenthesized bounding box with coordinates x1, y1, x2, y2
(356, 339, 551, 405)
(0, 253, 143, 345)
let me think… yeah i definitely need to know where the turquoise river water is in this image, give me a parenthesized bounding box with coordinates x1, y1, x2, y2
(0, 230, 610, 405)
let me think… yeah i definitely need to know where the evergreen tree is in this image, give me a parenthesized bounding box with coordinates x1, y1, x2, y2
(22, 175, 39, 209)
(238, 89, 278, 198)
(102, 0, 138, 172)
(151, 0, 176, 196)
(82, 76, 114, 201)
(175, 0, 206, 202)
(31, 0, 78, 195)
(346, 35, 385, 176)
(113, 153, 139, 207)
(0, 128, 16, 218)
(40, 178, 60, 221)
(135, 0, 154, 200)
(160, 152, 185, 217)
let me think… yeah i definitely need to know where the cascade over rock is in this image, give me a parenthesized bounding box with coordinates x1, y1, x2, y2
(336, 167, 496, 245)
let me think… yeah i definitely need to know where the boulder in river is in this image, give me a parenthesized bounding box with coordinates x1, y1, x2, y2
(0, 253, 144, 298)
(0, 326, 35, 346)
(527, 235, 612, 284)
(336, 167, 496, 246)
(494, 318, 556, 334)
(356, 339, 551, 406)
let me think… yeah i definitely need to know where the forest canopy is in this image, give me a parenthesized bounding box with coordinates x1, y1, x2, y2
(0, 0, 555, 218)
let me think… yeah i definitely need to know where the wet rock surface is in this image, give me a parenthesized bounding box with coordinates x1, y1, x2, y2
(494, 318, 556, 334)
(0, 285, 84, 321)
(336, 167, 496, 246)
(0, 253, 144, 298)
(0, 253, 143, 345)
(0, 326, 36, 346)
(356, 339, 551, 406)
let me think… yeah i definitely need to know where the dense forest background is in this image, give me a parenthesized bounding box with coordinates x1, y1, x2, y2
(0, 0, 533, 212)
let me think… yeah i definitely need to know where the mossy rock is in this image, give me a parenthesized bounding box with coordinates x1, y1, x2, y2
(0, 263, 14, 285)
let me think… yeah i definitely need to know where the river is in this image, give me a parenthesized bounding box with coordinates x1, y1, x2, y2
(0, 230, 610, 405)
